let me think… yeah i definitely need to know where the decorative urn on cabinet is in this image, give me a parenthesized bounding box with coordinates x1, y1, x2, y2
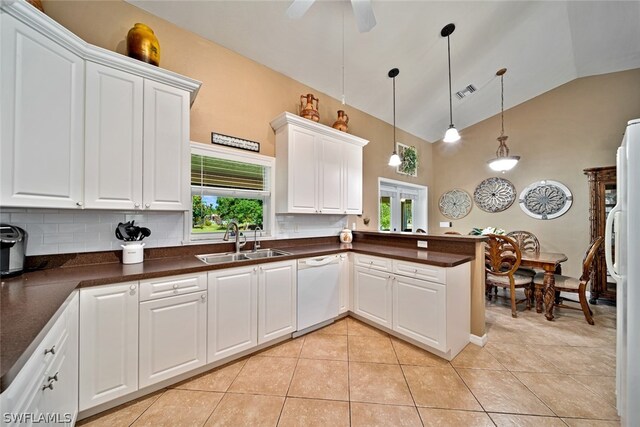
(332, 110, 349, 132)
(299, 93, 320, 122)
(126, 23, 160, 66)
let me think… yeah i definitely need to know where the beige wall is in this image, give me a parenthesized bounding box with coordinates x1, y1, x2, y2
(40, 2, 640, 279)
(43, 0, 434, 231)
(430, 69, 640, 277)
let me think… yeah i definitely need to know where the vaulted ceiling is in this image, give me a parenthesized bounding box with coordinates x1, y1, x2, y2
(128, 0, 640, 142)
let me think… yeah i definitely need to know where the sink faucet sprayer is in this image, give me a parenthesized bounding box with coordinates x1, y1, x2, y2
(253, 226, 262, 252)
(222, 220, 246, 253)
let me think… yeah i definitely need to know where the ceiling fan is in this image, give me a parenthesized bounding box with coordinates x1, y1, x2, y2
(286, 0, 377, 33)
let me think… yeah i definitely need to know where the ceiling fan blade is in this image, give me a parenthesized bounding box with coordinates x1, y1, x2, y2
(351, 0, 376, 32)
(286, 0, 315, 19)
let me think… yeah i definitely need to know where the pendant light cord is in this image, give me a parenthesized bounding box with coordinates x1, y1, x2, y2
(341, 7, 345, 105)
(392, 75, 396, 145)
(500, 74, 504, 136)
(447, 35, 453, 126)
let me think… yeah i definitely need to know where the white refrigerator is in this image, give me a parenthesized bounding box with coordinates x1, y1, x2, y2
(606, 118, 639, 426)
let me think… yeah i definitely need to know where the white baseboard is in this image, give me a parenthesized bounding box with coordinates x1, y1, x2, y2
(470, 333, 488, 347)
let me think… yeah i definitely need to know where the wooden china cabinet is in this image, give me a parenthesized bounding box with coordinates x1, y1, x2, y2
(584, 166, 617, 304)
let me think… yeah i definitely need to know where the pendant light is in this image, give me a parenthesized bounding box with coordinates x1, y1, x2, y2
(488, 68, 520, 172)
(388, 68, 402, 167)
(441, 23, 460, 143)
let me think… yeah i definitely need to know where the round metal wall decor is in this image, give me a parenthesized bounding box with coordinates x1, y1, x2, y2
(519, 180, 573, 220)
(473, 177, 516, 213)
(439, 189, 472, 219)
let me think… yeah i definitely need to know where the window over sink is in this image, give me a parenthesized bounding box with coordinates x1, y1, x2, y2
(190, 144, 274, 242)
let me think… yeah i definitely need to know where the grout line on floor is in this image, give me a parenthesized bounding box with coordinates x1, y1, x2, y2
(390, 337, 424, 427)
(126, 388, 167, 427)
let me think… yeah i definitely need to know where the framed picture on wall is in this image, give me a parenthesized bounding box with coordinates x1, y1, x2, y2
(396, 143, 418, 177)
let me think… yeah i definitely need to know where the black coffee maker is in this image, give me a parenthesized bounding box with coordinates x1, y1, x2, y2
(1, 224, 28, 277)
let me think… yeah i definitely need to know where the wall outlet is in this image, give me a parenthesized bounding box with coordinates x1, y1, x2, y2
(352, 222, 356, 230)
(439, 221, 452, 228)
(417, 241, 428, 248)
(294, 224, 299, 233)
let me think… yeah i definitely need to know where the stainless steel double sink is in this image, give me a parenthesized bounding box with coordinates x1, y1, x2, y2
(196, 248, 291, 265)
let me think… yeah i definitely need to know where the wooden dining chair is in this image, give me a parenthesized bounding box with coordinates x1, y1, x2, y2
(506, 230, 541, 280)
(533, 236, 604, 325)
(485, 234, 534, 318)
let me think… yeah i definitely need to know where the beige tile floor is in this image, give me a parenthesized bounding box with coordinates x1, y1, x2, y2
(79, 296, 619, 426)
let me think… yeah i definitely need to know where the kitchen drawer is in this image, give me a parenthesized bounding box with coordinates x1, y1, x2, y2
(393, 260, 446, 284)
(1, 292, 77, 424)
(354, 254, 392, 271)
(139, 272, 207, 301)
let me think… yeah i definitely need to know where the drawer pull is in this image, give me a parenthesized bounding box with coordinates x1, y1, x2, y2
(173, 284, 179, 289)
(48, 372, 59, 382)
(201, 294, 206, 301)
(44, 346, 55, 356)
(414, 269, 418, 273)
(42, 380, 54, 391)
(130, 284, 136, 291)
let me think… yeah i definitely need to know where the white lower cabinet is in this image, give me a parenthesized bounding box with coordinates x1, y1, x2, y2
(392, 276, 446, 352)
(353, 254, 470, 358)
(338, 254, 351, 314)
(353, 266, 393, 328)
(258, 261, 296, 344)
(139, 291, 207, 388)
(208, 266, 258, 363)
(0, 292, 79, 427)
(79, 282, 139, 411)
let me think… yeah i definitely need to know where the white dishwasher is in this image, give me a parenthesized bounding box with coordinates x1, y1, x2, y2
(296, 254, 340, 334)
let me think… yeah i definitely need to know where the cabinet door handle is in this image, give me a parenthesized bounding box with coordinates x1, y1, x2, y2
(44, 346, 55, 356)
(48, 372, 59, 382)
(253, 267, 257, 272)
(42, 381, 54, 391)
(76, 201, 83, 207)
(145, 203, 150, 208)
(134, 202, 140, 208)
(201, 294, 206, 302)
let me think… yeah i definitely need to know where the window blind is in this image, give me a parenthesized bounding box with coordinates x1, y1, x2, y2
(191, 154, 270, 196)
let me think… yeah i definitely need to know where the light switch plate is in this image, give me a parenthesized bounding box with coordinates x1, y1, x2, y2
(439, 221, 452, 228)
(417, 241, 428, 248)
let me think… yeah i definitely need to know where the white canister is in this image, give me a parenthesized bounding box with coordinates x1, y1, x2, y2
(339, 228, 353, 243)
(121, 242, 145, 264)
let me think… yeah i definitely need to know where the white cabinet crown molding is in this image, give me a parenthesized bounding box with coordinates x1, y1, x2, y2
(270, 112, 369, 148)
(1, 0, 201, 104)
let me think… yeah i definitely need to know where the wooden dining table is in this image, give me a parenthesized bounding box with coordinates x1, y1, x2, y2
(520, 251, 568, 321)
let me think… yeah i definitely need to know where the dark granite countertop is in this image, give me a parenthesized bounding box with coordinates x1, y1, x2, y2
(1, 241, 473, 391)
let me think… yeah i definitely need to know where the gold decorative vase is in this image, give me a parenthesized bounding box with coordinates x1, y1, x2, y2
(300, 93, 320, 122)
(126, 23, 160, 66)
(332, 110, 349, 132)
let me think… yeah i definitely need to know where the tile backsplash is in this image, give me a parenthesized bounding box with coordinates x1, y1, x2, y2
(0, 208, 345, 256)
(1, 208, 184, 255)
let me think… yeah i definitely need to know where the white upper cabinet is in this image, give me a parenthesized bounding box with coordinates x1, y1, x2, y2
(1, 13, 84, 208)
(85, 65, 190, 211)
(0, 2, 200, 210)
(142, 80, 190, 210)
(343, 143, 364, 214)
(271, 112, 368, 215)
(85, 63, 144, 209)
